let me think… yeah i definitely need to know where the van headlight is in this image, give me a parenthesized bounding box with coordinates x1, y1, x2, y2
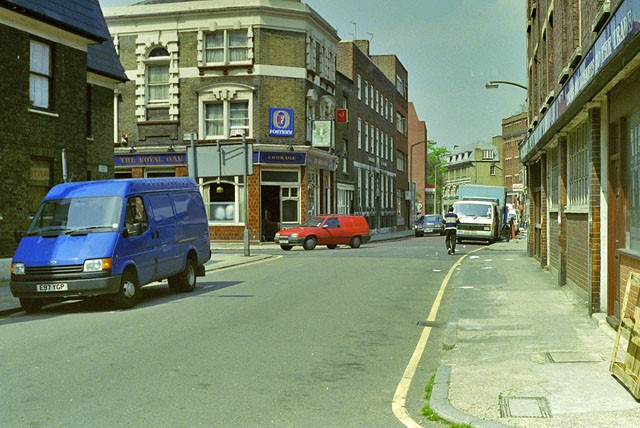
(290, 233, 298, 238)
(83, 258, 112, 272)
(11, 262, 25, 275)
(483, 226, 491, 231)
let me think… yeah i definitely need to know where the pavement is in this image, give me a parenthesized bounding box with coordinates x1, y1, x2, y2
(2, 231, 640, 427)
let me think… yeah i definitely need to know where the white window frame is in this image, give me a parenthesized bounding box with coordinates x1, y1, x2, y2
(357, 117, 362, 149)
(30, 40, 52, 110)
(204, 29, 250, 65)
(198, 84, 254, 140)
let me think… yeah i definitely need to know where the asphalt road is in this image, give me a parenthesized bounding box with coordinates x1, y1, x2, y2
(0, 236, 458, 428)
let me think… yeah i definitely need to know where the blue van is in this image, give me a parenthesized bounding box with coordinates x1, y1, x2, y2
(10, 178, 211, 312)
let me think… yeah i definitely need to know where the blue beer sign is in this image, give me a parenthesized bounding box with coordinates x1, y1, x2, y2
(269, 108, 294, 137)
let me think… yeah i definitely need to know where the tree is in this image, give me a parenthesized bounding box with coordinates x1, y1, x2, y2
(426, 144, 449, 214)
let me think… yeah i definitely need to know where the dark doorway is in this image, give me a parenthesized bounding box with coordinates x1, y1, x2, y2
(261, 185, 280, 241)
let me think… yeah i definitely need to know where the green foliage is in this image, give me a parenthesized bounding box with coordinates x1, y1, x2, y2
(422, 371, 472, 427)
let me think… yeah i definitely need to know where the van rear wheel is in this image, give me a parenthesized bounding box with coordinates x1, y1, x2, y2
(280, 245, 293, 251)
(350, 236, 362, 248)
(169, 257, 197, 293)
(114, 269, 139, 309)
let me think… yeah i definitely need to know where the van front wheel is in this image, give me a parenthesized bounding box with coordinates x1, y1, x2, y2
(169, 257, 197, 293)
(114, 269, 139, 309)
(20, 298, 44, 313)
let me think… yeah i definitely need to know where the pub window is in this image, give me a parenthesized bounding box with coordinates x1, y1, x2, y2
(146, 47, 170, 105)
(203, 176, 245, 224)
(205, 30, 249, 64)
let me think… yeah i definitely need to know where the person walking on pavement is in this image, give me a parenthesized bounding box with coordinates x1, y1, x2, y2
(443, 206, 459, 255)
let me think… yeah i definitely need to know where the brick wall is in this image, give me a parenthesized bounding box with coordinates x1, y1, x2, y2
(566, 213, 589, 294)
(589, 107, 602, 312)
(0, 25, 115, 257)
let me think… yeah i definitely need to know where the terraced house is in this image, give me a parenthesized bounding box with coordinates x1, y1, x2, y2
(522, 0, 640, 322)
(0, 0, 127, 257)
(104, 0, 342, 242)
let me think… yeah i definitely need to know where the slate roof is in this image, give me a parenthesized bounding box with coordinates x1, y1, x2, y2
(1, 0, 127, 81)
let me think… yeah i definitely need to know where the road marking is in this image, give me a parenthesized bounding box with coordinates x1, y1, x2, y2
(391, 248, 481, 427)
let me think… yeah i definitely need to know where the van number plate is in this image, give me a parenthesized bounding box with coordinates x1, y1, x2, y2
(37, 283, 68, 292)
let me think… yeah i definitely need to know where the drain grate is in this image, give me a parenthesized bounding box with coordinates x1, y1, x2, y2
(499, 396, 552, 418)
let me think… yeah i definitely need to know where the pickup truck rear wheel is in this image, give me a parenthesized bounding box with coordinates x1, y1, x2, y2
(303, 236, 317, 250)
(350, 236, 362, 248)
(169, 257, 197, 292)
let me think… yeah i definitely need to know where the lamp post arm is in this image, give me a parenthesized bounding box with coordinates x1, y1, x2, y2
(486, 80, 528, 90)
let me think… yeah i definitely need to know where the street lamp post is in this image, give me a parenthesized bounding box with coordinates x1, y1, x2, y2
(427, 140, 438, 214)
(484, 80, 528, 90)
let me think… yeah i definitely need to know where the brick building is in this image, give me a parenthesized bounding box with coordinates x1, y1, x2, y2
(408, 102, 428, 216)
(336, 40, 409, 232)
(370, 54, 410, 229)
(104, 0, 340, 242)
(500, 111, 527, 208)
(521, 0, 640, 320)
(0, 0, 126, 257)
(441, 140, 504, 212)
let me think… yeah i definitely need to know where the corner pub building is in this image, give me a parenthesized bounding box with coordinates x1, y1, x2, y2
(104, 0, 341, 242)
(523, 0, 640, 324)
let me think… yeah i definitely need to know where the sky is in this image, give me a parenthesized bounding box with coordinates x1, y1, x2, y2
(98, 0, 527, 149)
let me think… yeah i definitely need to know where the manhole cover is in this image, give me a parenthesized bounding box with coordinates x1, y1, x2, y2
(499, 396, 551, 418)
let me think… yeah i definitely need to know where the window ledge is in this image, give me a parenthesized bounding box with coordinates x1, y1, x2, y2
(198, 63, 253, 76)
(29, 108, 59, 118)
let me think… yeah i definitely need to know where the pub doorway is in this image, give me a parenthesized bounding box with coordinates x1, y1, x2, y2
(261, 185, 280, 241)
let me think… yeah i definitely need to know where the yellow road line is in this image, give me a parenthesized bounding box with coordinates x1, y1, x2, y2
(392, 247, 482, 427)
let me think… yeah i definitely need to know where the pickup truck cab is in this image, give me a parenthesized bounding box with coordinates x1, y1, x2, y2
(274, 215, 371, 250)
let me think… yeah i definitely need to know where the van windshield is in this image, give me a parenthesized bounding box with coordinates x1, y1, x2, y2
(26, 196, 123, 235)
(455, 203, 492, 218)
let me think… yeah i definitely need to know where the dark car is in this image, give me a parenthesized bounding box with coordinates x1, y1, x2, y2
(414, 214, 445, 237)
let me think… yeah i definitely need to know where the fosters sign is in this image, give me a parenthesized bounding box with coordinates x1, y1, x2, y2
(269, 108, 294, 137)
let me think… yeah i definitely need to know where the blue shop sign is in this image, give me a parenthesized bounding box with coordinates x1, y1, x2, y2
(522, 0, 639, 161)
(268, 108, 294, 137)
(256, 151, 306, 164)
(115, 153, 186, 166)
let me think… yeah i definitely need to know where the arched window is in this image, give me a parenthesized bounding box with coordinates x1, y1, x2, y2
(146, 47, 170, 104)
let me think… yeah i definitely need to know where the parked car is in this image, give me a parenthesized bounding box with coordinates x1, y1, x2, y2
(10, 178, 211, 313)
(274, 215, 370, 250)
(414, 214, 445, 237)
